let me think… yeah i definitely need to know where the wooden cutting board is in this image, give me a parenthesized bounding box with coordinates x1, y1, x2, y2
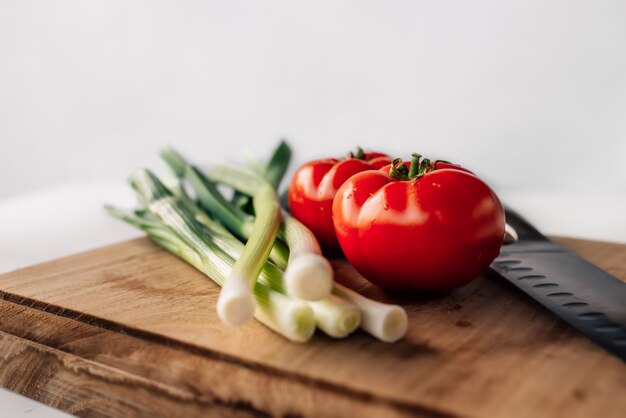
(0, 237, 625, 418)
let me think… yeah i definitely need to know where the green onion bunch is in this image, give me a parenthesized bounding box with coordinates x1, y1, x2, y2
(106, 141, 407, 343)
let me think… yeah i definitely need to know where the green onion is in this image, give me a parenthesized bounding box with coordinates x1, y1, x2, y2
(182, 206, 361, 338)
(162, 148, 285, 326)
(308, 294, 361, 338)
(254, 249, 360, 338)
(243, 142, 333, 301)
(258, 139, 292, 189)
(279, 214, 333, 301)
(129, 168, 280, 327)
(332, 260, 408, 343)
(215, 182, 281, 326)
(160, 147, 290, 270)
(207, 165, 333, 301)
(105, 201, 316, 342)
(160, 147, 254, 239)
(206, 164, 266, 196)
(106, 198, 354, 340)
(235, 139, 292, 209)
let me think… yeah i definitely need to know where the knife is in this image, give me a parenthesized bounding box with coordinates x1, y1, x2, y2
(488, 208, 626, 361)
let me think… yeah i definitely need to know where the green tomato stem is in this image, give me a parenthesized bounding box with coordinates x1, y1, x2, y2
(408, 153, 421, 178)
(353, 146, 365, 160)
(417, 157, 431, 178)
(388, 158, 409, 181)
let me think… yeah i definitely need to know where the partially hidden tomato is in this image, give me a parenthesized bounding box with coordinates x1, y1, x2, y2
(288, 148, 392, 252)
(332, 154, 505, 291)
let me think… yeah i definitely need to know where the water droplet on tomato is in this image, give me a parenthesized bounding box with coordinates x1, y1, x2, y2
(352, 187, 357, 192)
(383, 203, 389, 210)
(346, 194, 352, 199)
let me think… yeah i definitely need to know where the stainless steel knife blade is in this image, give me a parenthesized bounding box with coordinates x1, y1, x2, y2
(488, 208, 626, 360)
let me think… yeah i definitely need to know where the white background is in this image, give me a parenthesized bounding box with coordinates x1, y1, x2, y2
(1, 1, 625, 199)
(0, 2, 625, 416)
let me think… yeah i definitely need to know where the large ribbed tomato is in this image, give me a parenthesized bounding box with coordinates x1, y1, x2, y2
(288, 149, 392, 252)
(332, 155, 505, 291)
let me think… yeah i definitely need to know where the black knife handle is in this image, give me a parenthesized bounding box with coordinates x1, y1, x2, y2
(488, 209, 626, 361)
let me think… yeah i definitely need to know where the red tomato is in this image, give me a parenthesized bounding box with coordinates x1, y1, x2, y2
(333, 156, 505, 291)
(288, 149, 392, 252)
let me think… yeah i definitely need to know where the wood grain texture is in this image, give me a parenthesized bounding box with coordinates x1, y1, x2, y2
(0, 236, 625, 418)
